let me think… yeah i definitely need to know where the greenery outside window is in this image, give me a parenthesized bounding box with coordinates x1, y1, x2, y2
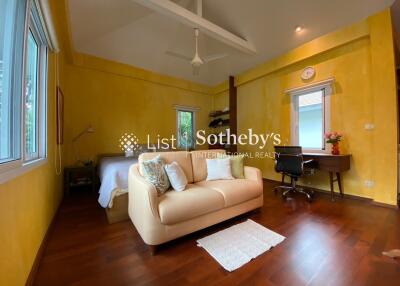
(175, 106, 198, 150)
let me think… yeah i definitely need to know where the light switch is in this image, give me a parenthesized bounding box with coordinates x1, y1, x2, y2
(364, 180, 375, 188)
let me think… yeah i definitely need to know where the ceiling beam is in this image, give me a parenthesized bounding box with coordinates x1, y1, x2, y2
(132, 0, 257, 55)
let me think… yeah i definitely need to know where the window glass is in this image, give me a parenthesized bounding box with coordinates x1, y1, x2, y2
(298, 90, 323, 149)
(0, 1, 15, 162)
(24, 29, 39, 158)
(0, 0, 27, 164)
(177, 110, 194, 149)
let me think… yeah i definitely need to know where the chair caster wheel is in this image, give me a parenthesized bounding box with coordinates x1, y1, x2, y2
(306, 192, 314, 202)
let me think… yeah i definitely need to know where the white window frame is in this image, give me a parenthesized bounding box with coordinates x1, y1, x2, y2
(174, 105, 199, 150)
(0, 0, 49, 184)
(287, 78, 334, 154)
(23, 4, 48, 162)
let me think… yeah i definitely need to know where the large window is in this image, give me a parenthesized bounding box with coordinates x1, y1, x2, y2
(290, 82, 332, 152)
(0, 0, 26, 164)
(0, 0, 49, 181)
(176, 108, 196, 150)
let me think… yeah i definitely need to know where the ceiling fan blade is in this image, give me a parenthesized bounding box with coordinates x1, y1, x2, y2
(203, 53, 228, 63)
(165, 51, 192, 61)
(192, 65, 200, 76)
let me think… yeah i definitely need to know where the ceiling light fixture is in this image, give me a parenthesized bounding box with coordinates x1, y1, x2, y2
(295, 26, 303, 33)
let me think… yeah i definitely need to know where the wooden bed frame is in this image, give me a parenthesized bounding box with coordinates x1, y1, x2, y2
(96, 153, 130, 224)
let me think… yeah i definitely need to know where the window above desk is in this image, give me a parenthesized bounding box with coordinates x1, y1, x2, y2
(287, 78, 334, 153)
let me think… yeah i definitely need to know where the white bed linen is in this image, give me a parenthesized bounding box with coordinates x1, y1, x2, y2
(98, 156, 138, 208)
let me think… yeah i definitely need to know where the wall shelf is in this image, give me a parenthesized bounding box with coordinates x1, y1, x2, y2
(209, 110, 230, 117)
(208, 76, 237, 153)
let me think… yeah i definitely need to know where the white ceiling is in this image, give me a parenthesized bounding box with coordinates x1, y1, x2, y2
(68, 0, 395, 86)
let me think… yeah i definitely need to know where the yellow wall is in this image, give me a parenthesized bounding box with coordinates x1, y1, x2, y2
(213, 10, 398, 205)
(62, 55, 213, 165)
(0, 54, 63, 286)
(48, 0, 213, 165)
(212, 90, 229, 111)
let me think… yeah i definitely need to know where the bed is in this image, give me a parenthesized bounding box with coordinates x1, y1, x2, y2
(97, 147, 169, 223)
(97, 154, 138, 223)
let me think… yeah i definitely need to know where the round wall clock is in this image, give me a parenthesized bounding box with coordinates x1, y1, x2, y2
(301, 66, 315, 80)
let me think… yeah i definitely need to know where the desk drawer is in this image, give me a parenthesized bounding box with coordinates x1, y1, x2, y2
(317, 156, 350, 172)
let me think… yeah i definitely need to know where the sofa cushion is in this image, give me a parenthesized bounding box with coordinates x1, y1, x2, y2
(141, 155, 170, 195)
(190, 150, 226, 182)
(196, 179, 262, 207)
(158, 184, 225, 225)
(206, 158, 234, 181)
(139, 151, 193, 183)
(164, 161, 188, 192)
(218, 154, 245, 179)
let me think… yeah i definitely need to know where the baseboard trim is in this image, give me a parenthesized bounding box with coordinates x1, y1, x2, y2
(263, 178, 398, 209)
(370, 201, 399, 209)
(25, 202, 61, 286)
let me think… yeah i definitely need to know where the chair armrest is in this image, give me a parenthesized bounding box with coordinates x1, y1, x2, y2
(128, 164, 160, 220)
(244, 166, 263, 183)
(303, 159, 314, 164)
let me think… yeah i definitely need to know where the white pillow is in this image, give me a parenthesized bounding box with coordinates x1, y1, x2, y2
(206, 158, 234, 181)
(164, 161, 188, 192)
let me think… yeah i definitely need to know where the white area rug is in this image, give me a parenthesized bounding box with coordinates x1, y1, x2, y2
(197, 219, 285, 272)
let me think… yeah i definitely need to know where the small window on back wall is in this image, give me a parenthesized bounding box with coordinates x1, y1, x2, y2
(290, 82, 332, 152)
(176, 107, 196, 150)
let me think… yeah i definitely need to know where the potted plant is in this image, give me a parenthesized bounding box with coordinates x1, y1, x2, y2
(325, 131, 342, 155)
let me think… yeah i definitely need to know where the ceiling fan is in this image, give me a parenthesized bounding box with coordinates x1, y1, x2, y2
(166, 28, 227, 75)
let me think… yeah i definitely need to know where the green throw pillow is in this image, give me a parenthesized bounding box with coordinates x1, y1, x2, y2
(218, 154, 245, 179)
(141, 155, 170, 195)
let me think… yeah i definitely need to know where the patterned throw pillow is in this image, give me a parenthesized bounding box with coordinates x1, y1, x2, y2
(141, 155, 170, 195)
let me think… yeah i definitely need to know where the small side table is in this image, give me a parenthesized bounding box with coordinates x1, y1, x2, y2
(64, 164, 96, 195)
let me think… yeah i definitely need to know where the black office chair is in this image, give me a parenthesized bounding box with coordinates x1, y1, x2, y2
(274, 146, 314, 202)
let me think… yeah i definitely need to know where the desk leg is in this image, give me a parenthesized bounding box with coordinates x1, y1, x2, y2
(329, 172, 335, 201)
(336, 172, 343, 197)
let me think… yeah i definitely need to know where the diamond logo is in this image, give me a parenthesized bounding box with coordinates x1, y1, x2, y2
(119, 133, 141, 153)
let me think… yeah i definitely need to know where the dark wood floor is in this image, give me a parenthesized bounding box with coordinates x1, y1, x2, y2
(33, 181, 400, 286)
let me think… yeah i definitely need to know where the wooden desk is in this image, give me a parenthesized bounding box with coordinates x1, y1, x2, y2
(302, 153, 351, 201)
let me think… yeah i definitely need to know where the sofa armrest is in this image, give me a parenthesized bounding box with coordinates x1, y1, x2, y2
(244, 166, 263, 183)
(128, 164, 160, 220)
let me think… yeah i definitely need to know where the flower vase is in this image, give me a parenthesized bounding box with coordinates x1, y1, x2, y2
(331, 142, 340, 155)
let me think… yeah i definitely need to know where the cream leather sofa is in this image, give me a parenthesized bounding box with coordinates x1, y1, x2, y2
(128, 150, 263, 252)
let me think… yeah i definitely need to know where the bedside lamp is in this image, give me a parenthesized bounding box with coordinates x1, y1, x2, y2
(72, 125, 95, 165)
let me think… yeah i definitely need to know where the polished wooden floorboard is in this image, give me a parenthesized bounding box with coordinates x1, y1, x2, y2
(34, 181, 400, 286)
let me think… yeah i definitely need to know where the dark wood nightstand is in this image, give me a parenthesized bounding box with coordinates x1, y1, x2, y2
(64, 164, 96, 195)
